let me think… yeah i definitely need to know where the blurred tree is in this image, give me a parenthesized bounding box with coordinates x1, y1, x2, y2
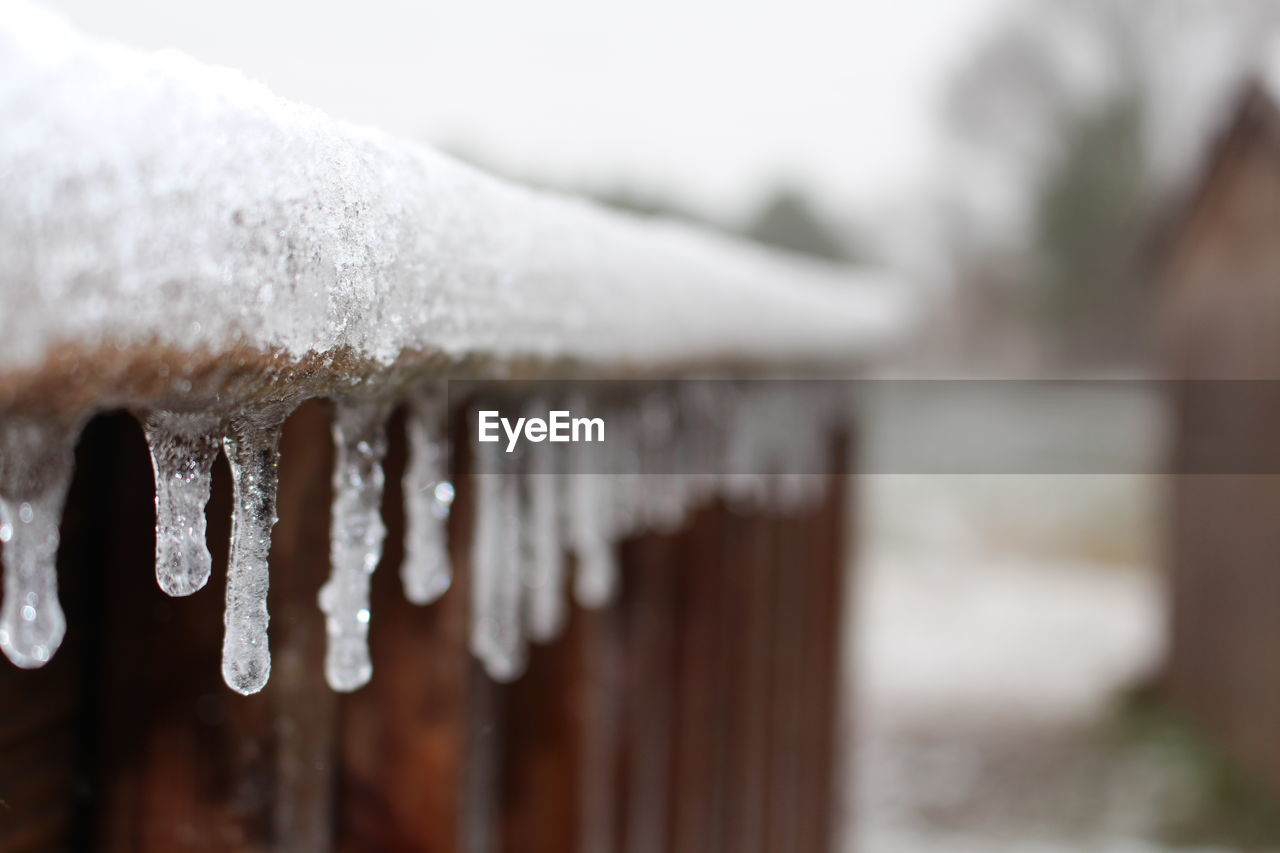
(943, 0, 1280, 365)
(1034, 86, 1148, 359)
(744, 186, 860, 262)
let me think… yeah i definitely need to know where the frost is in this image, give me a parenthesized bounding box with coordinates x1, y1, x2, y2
(221, 403, 294, 696)
(319, 398, 392, 692)
(401, 387, 453, 605)
(142, 411, 221, 596)
(0, 418, 78, 669)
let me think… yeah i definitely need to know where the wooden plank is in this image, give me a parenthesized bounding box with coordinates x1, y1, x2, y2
(618, 535, 678, 853)
(0, 407, 94, 852)
(0, 410, 855, 853)
(719, 508, 774, 853)
(338, 406, 475, 853)
(665, 502, 726, 853)
(80, 402, 339, 852)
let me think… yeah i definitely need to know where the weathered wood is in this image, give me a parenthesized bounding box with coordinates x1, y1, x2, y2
(0, 411, 853, 852)
(338, 407, 475, 853)
(72, 403, 338, 852)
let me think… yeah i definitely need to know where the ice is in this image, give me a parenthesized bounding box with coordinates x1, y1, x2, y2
(0, 4, 898, 691)
(0, 380, 852, 689)
(524, 400, 567, 643)
(221, 402, 294, 696)
(607, 405, 642, 541)
(401, 387, 453, 605)
(563, 393, 621, 610)
(470, 436, 527, 681)
(568, 460, 620, 610)
(319, 398, 392, 692)
(141, 411, 221, 596)
(635, 393, 687, 533)
(0, 418, 79, 669)
(0, 4, 904, 383)
(494, 465, 528, 679)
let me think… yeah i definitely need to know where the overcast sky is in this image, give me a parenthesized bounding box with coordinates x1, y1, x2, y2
(42, 0, 1012, 217)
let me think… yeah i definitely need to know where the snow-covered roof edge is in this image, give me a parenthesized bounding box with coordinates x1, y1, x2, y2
(0, 2, 909, 416)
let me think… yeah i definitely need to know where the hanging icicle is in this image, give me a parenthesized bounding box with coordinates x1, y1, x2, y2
(319, 397, 393, 692)
(567, 403, 620, 609)
(0, 378, 851, 691)
(402, 387, 454, 605)
(141, 411, 222, 597)
(221, 402, 294, 696)
(0, 418, 80, 669)
(470, 434, 527, 681)
(524, 399, 566, 643)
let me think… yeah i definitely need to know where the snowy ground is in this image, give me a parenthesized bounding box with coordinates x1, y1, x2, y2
(846, 474, 1272, 853)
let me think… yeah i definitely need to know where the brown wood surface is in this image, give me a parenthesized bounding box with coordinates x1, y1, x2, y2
(0, 409, 852, 852)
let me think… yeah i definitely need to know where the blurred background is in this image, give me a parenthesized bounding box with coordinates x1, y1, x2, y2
(37, 0, 1280, 849)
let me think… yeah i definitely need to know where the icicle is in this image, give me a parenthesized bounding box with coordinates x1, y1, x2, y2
(470, 437, 526, 681)
(401, 388, 453, 605)
(0, 418, 79, 669)
(524, 402, 566, 643)
(221, 403, 293, 696)
(141, 411, 221, 596)
(567, 405, 619, 608)
(637, 392, 685, 533)
(722, 384, 770, 510)
(678, 382, 723, 509)
(495, 466, 527, 677)
(608, 405, 642, 540)
(318, 398, 392, 692)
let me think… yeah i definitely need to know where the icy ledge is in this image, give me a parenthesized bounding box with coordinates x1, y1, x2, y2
(0, 4, 905, 693)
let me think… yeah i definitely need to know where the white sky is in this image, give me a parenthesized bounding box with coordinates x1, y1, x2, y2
(41, 0, 1012, 217)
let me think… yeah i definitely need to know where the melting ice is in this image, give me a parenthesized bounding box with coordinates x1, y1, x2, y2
(0, 418, 78, 669)
(143, 411, 222, 597)
(470, 436, 527, 682)
(524, 403, 566, 643)
(402, 388, 453, 605)
(0, 383, 843, 692)
(221, 403, 294, 696)
(319, 398, 392, 692)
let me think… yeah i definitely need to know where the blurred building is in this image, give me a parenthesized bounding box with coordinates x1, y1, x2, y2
(1160, 73, 1280, 798)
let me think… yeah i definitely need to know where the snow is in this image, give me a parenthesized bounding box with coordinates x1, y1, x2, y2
(0, 1, 904, 393)
(849, 474, 1247, 852)
(0, 3, 900, 693)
